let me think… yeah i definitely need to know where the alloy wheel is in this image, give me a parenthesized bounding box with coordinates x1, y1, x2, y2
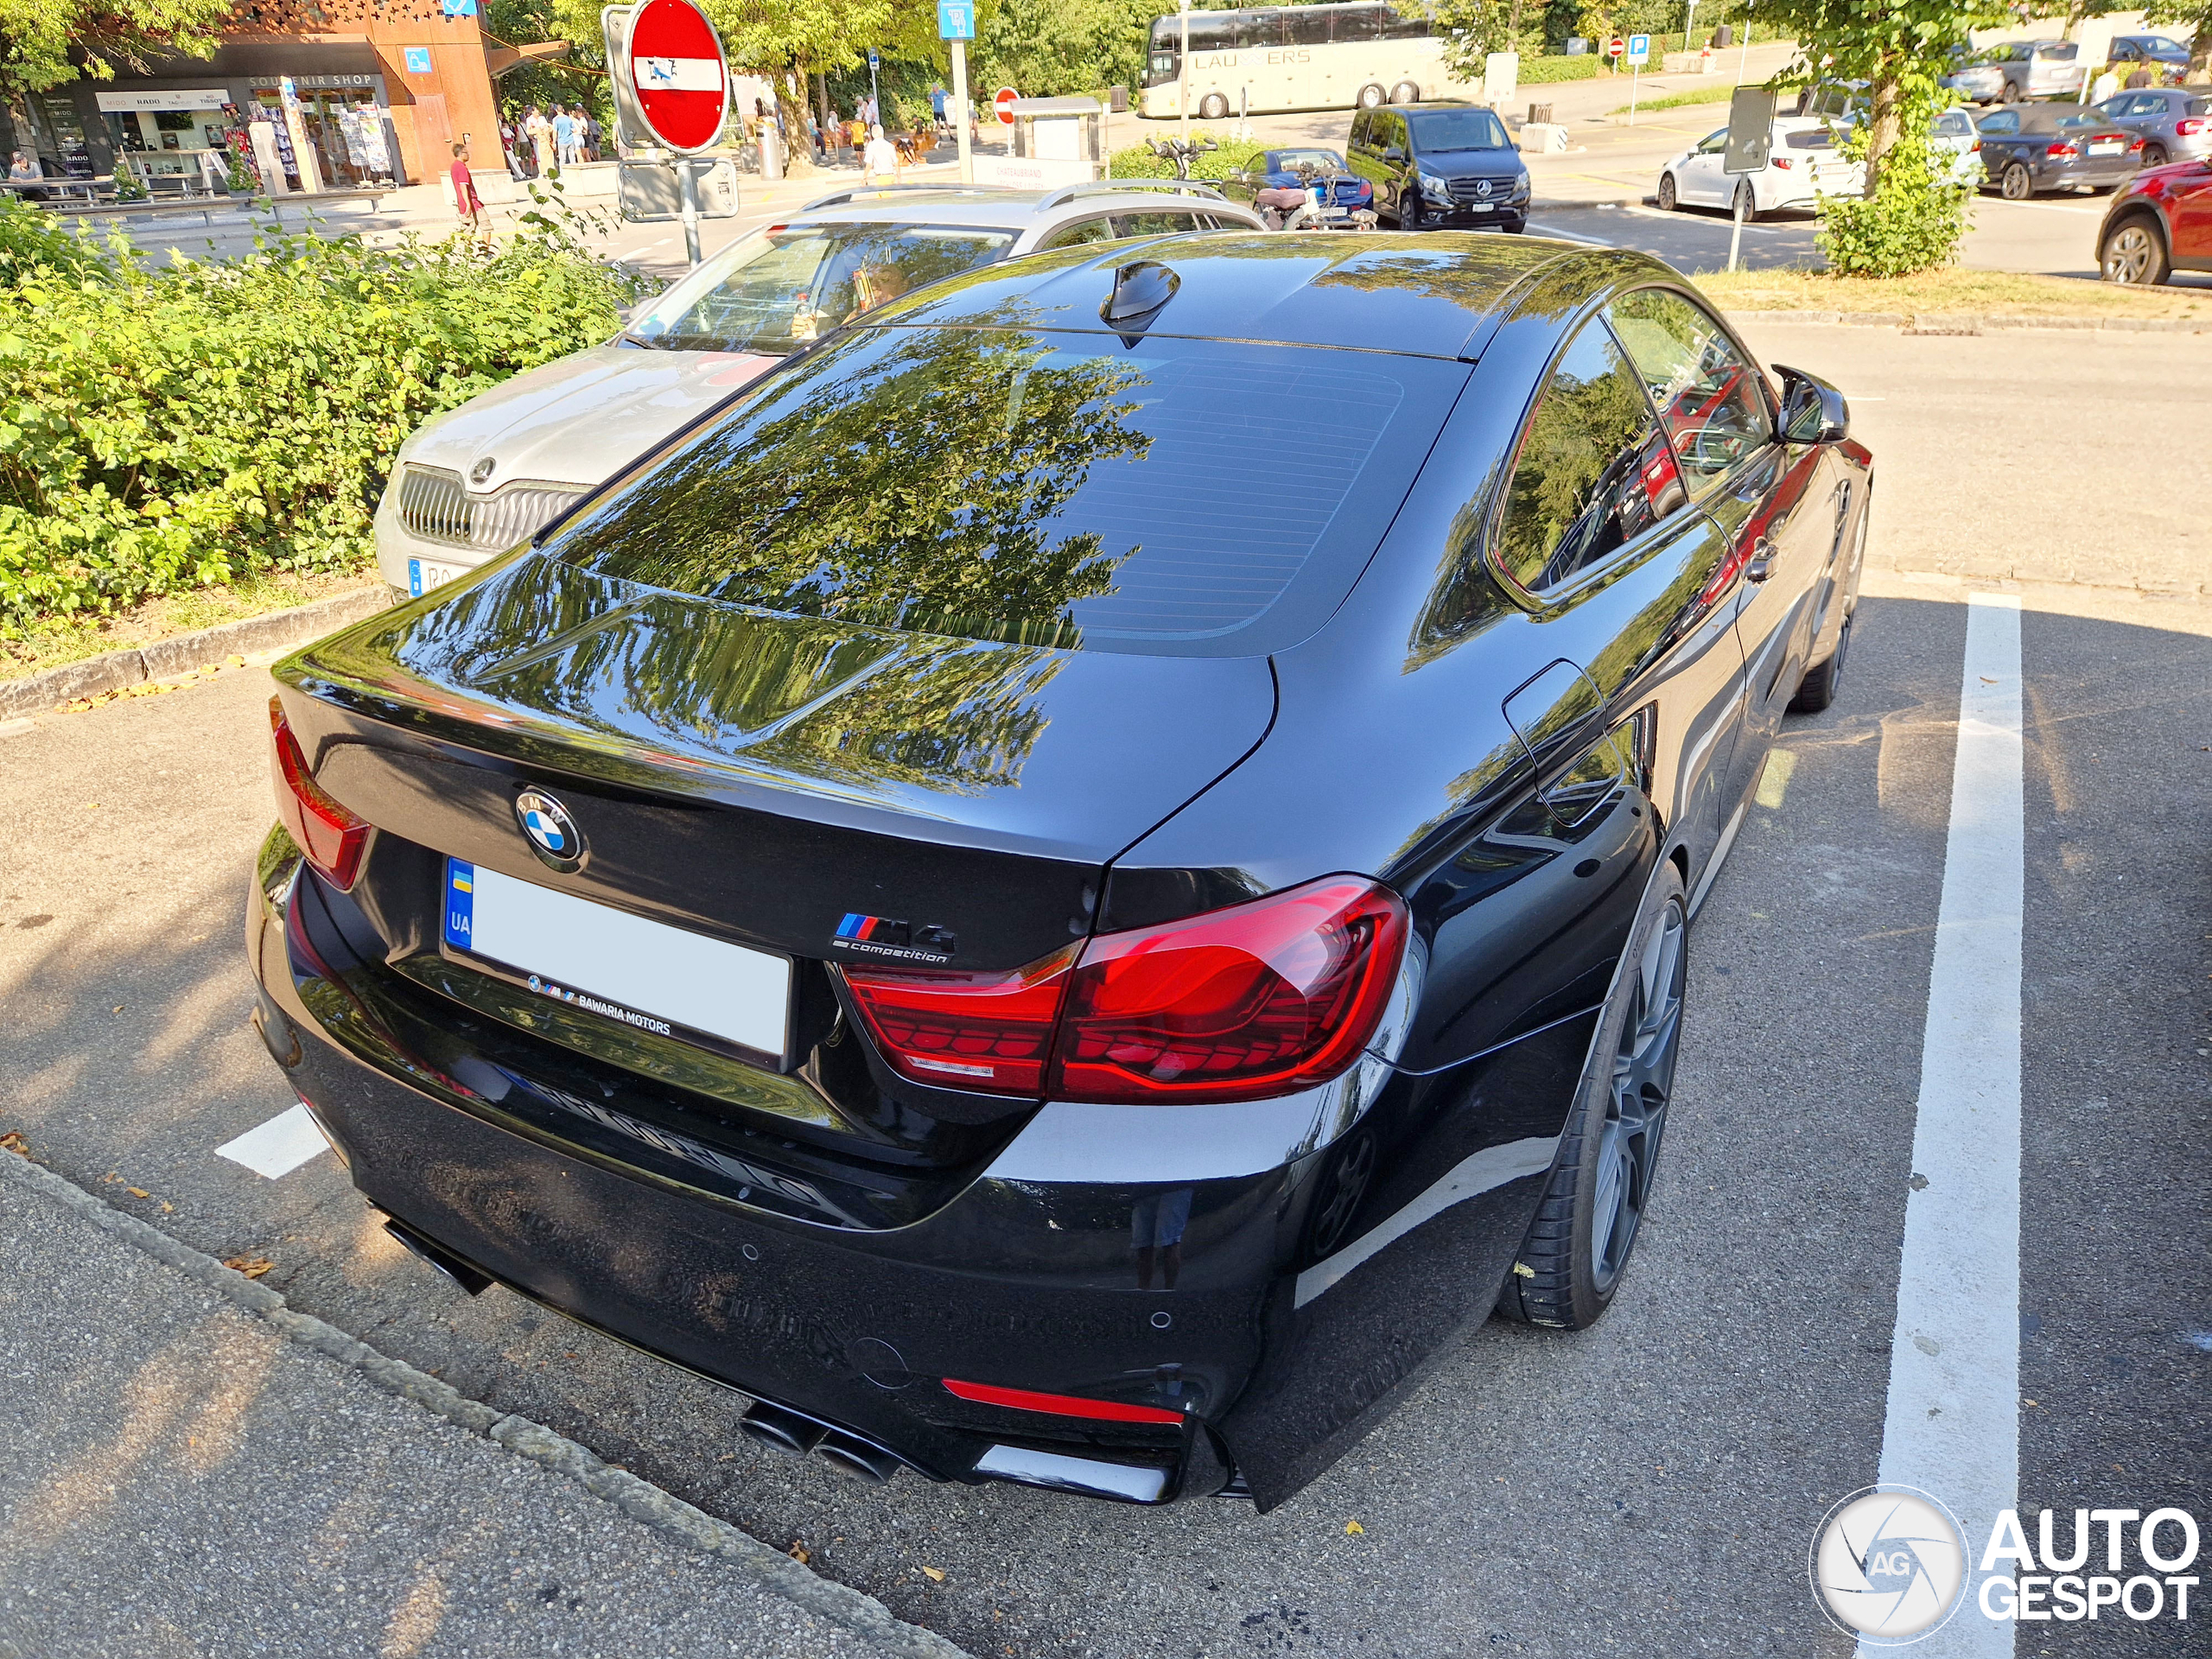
(1657, 172, 1677, 212)
(2002, 163, 2031, 200)
(2105, 224, 2157, 283)
(1588, 899, 1686, 1294)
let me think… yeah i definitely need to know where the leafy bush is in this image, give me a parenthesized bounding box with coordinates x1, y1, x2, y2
(1815, 116, 1973, 278)
(1108, 129, 1266, 179)
(0, 199, 652, 636)
(0, 194, 116, 287)
(1517, 54, 1605, 84)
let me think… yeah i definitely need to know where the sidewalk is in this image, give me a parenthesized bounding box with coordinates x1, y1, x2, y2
(0, 1149, 963, 1659)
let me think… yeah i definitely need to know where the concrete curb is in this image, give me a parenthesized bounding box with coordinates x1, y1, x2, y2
(1723, 307, 2212, 334)
(0, 1144, 968, 1659)
(0, 586, 392, 721)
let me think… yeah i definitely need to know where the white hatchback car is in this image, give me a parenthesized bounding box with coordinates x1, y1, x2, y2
(1654, 117, 1865, 219)
(374, 181, 1266, 601)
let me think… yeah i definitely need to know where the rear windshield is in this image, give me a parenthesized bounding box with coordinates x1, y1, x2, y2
(1408, 109, 1512, 152)
(627, 222, 1018, 354)
(550, 326, 1466, 656)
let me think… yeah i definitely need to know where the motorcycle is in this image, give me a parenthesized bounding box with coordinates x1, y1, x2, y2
(1253, 159, 1378, 232)
(1147, 136, 1217, 180)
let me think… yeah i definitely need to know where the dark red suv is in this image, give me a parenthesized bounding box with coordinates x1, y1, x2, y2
(2099, 156, 2212, 283)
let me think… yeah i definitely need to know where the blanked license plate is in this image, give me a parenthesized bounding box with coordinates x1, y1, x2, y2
(409, 556, 467, 597)
(2088, 139, 2123, 155)
(442, 859, 790, 1059)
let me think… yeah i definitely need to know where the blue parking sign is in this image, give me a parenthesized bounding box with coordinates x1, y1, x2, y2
(937, 0, 974, 41)
(1625, 32, 1650, 65)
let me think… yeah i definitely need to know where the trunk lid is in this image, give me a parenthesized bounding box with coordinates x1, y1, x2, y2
(275, 553, 1275, 1157)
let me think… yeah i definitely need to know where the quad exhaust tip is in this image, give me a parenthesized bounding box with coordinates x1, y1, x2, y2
(380, 1217, 492, 1296)
(739, 1402, 904, 1484)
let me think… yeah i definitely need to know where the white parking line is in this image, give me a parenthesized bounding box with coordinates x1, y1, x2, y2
(1861, 594, 2023, 1658)
(216, 1103, 330, 1179)
(1619, 202, 1778, 235)
(1526, 219, 1614, 245)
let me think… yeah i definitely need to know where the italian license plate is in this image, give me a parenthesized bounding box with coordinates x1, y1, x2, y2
(409, 556, 467, 597)
(2089, 139, 2122, 155)
(442, 859, 790, 1059)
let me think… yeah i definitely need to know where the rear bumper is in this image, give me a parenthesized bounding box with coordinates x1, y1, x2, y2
(2038, 156, 2140, 189)
(247, 836, 1313, 1503)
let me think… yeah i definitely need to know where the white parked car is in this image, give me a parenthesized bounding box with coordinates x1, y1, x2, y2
(1654, 118, 1864, 219)
(373, 182, 1267, 601)
(1931, 105, 1987, 188)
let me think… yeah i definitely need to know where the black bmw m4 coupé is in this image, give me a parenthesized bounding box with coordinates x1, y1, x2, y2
(250, 232, 1870, 1510)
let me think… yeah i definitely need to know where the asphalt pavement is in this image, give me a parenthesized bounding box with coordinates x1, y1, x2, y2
(3, 327, 2208, 1657)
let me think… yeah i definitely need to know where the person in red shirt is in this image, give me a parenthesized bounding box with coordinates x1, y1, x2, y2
(449, 139, 485, 235)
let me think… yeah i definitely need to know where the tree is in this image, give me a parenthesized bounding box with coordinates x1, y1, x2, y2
(0, 0, 230, 112)
(1758, 2, 2002, 191)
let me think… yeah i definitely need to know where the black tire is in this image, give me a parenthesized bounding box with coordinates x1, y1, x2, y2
(2001, 161, 2032, 200)
(1199, 92, 1230, 121)
(2101, 214, 2171, 284)
(1398, 188, 1423, 231)
(1733, 178, 1758, 223)
(1499, 215, 1526, 233)
(1391, 80, 1421, 105)
(1497, 862, 1688, 1331)
(1789, 611, 1853, 713)
(2143, 143, 2168, 167)
(1656, 170, 1679, 212)
(1357, 82, 1388, 111)
(1997, 79, 2018, 104)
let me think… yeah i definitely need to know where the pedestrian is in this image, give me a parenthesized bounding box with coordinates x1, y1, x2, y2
(848, 112, 868, 159)
(2091, 67, 2120, 105)
(551, 105, 575, 166)
(449, 138, 484, 234)
(2125, 63, 2152, 89)
(525, 105, 555, 175)
(582, 108, 601, 161)
(8, 150, 49, 202)
(931, 85, 947, 140)
(863, 120, 900, 185)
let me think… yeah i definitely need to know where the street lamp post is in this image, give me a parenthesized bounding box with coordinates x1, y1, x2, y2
(1738, 1, 1754, 85)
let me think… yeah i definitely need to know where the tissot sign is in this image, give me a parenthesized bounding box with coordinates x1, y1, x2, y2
(617, 0, 731, 153)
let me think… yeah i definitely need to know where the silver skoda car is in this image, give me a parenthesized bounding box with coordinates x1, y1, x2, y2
(374, 181, 1268, 601)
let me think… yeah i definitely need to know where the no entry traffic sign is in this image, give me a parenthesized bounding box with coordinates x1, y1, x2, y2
(995, 86, 1019, 126)
(1607, 35, 1624, 59)
(620, 0, 730, 154)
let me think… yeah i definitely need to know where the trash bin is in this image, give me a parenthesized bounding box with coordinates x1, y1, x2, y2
(1528, 101, 1554, 125)
(1711, 24, 1732, 48)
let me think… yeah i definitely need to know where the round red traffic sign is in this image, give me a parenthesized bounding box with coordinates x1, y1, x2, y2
(994, 86, 1019, 127)
(1607, 35, 1625, 58)
(622, 0, 730, 154)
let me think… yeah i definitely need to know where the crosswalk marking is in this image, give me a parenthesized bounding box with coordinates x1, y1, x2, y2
(1861, 594, 2024, 1658)
(215, 1103, 330, 1179)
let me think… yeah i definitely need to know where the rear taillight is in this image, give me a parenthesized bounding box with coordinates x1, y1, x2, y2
(2046, 142, 2078, 158)
(2177, 118, 2205, 137)
(943, 1378, 1183, 1425)
(269, 696, 369, 888)
(840, 947, 1072, 1092)
(843, 876, 1409, 1105)
(1772, 156, 1794, 168)
(2128, 136, 2145, 152)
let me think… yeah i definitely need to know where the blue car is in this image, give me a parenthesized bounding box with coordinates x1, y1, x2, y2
(1226, 147, 1374, 217)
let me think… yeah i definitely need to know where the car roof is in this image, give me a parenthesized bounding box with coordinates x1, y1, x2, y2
(785, 184, 1258, 231)
(861, 231, 1647, 361)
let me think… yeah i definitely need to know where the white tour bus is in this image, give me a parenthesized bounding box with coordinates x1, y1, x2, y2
(1141, 2, 1477, 119)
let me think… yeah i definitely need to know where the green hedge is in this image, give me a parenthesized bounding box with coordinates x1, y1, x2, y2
(1518, 54, 1605, 85)
(0, 190, 651, 637)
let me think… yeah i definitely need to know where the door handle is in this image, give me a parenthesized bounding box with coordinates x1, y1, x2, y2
(1745, 536, 1778, 582)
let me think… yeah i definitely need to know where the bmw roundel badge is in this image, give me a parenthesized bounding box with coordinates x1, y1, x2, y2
(514, 789, 585, 873)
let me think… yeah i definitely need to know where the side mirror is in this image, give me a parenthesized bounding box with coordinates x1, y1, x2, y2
(1382, 144, 1405, 162)
(1774, 363, 1849, 445)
